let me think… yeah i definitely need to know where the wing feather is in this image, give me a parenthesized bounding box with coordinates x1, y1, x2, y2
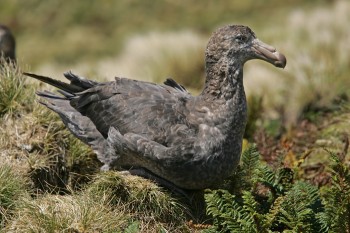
(73, 77, 191, 143)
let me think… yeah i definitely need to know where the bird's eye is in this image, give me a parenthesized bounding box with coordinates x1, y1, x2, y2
(235, 35, 247, 43)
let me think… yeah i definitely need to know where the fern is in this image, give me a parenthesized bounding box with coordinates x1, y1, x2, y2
(241, 144, 260, 183)
(277, 181, 323, 232)
(204, 144, 325, 232)
(220, 144, 261, 195)
(263, 196, 284, 230)
(205, 190, 257, 232)
(316, 149, 350, 232)
(255, 162, 294, 203)
(204, 143, 350, 232)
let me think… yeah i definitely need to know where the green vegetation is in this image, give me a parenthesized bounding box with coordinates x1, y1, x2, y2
(205, 144, 350, 232)
(3, 193, 129, 232)
(86, 172, 188, 231)
(0, 163, 29, 228)
(0, 58, 34, 117)
(1, 0, 350, 232)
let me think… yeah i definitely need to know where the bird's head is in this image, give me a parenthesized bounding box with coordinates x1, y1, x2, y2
(206, 25, 286, 69)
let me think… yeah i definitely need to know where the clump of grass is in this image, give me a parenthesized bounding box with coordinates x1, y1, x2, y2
(0, 163, 29, 228)
(86, 171, 189, 231)
(26, 106, 70, 193)
(27, 105, 101, 193)
(3, 192, 129, 232)
(66, 133, 102, 190)
(0, 58, 35, 118)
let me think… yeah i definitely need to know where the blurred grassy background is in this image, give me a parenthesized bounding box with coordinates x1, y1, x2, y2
(0, 0, 327, 66)
(1, 0, 349, 125)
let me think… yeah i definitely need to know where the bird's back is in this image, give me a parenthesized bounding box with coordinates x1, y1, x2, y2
(70, 77, 193, 145)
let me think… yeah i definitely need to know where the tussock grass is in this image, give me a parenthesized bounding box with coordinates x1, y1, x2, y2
(26, 107, 71, 193)
(0, 58, 35, 118)
(0, 163, 29, 228)
(0, 83, 187, 231)
(87, 171, 189, 232)
(3, 193, 129, 233)
(27, 106, 100, 193)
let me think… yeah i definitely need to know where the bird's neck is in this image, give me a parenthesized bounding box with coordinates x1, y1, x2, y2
(198, 56, 247, 136)
(201, 57, 244, 100)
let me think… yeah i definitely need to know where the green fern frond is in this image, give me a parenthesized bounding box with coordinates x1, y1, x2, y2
(241, 144, 260, 175)
(205, 189, 257, 232)
(239, 144, 261, 190)
(277, 181, 322, 232)
(256, 163, 275, 186)
(317, 149, 350, 232)
(274, 167, 294, 194)
(263, 196, 284, 230)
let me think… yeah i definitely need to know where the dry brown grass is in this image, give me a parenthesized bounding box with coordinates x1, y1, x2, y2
(3, 192, 129, 233)
(0, 162, 30, 229)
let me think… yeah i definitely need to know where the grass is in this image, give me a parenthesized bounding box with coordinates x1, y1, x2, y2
(86, 171, 190, 232)
(3, 193, 129, 233)
(0, 163, 29, 228)
(0, 58, 35, 118)
(87, 171, 187, 222)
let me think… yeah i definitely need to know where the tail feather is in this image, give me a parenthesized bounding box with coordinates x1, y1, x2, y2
(36, 90, 67, 100)
(23, 71, 99, 94)
(24, 71, 110, 165)
(37, 93, 109, 161)
(57, 89, 75, 99)
(63, 71, 98, 89)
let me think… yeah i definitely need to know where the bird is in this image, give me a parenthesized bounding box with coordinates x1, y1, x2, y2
(0, 24, 16, 64)
(24, 25, 286, 190)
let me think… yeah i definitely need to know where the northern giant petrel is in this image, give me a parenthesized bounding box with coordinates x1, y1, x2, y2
(24, 25, 286, 190)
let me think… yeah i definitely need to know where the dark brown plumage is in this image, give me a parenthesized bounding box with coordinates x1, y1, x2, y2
(24, 25, 286, 190)
(0, 25, 16, 64)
